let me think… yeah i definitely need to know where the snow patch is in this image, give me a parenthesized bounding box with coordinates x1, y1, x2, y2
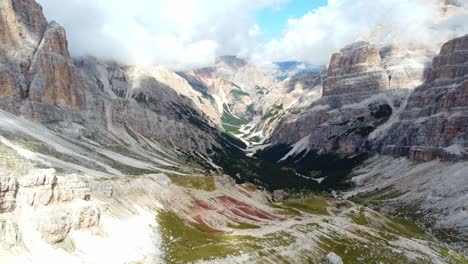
(279, 135, 311, 162)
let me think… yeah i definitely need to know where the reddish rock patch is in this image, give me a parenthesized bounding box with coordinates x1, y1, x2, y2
(212, 195, 284, 222)
(193, 200, 215, 211)
(236, 186, 252, 198)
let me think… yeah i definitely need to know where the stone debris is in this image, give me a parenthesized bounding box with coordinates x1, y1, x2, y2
(324, 252, 343, 264)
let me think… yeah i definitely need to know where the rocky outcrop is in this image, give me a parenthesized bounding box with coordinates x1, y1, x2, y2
(19, 169, 57, 206)
(75, 58, 223, 154)
(0, 0, 47, 109)
(18, 169, 93, 207)
(272, 189, 288, 202)
(269, 42, 431, 155)
(0, 0, 84, 121)
(189, 56, 276, 119)
(0, 174, 18, 213)
(55, 175, 92, 203)
(71, 200, 100, 230)
(25, 22, 84, 111)
(35, 207, 73, 244)
(324, 42, 388, 96)
(324, 252, 343, 264)
(0, 0, 230, 164)
(0, 0, 47, 61)
(381, 35, 468, 160)
(0, 169, 100, 246)
(34, 199, 99, 244)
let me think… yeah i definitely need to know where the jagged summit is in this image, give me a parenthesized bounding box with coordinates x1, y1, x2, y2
(215, 55, 248, 68)
(0, 1, 467, 263)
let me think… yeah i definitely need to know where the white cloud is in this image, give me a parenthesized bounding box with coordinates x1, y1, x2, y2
(37, 0, 467, 69)
(37, 0, 287, 70)
(254, 0, 468, 65)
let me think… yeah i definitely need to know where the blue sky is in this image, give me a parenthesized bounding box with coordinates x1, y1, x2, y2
(257, 0, 328, 41)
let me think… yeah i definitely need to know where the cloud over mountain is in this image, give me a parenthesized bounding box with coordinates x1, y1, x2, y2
(38, 0, 467, 69)
(254, 0, 468, 65)
(37, 0, 287, 69)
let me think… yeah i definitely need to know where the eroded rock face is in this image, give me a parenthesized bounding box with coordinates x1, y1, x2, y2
(324, 42, 387, 96)
(0, 169, 101, 246)
(75, 58, 223, 154)
(189, 56, 276, 119)
(26, 22, 84, 111)
(0, 173, 18, 213)
(273, 190, 288, 202)
(55, 175, 91, 203)
(0, 0, 47, 110)
(71, 200, 100, 230)
(324, 252, 343, 264)
(35, 208, 72, 244)
(0, 0, 84, 120)
(0, 0, 228, 159)
(0, 0, 47, 61)
(381, 34, 468, 160)
(0, 219, 20, 248)
(270, 42, 430, 155)
(19, 169, 57, 206)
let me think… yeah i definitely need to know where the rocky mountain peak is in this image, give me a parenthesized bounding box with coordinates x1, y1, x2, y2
(0, 0, 83, 118)
(216, 55, 248, 68)
(381, 34, 468, 160)
(0, 0, 47, 61)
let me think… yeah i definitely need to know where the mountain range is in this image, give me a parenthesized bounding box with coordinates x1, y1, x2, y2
(0, 0, 467, 263)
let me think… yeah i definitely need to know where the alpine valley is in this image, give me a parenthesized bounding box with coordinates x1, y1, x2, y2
(0, 0, 467, 263)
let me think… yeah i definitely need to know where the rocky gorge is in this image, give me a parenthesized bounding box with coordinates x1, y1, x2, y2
(0, 0, 467, 263)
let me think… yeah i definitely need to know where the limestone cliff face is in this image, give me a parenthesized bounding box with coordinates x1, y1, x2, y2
(0, 0, 47, 106)
(380, 34, 468, 160)
(0, 0, 225, 158)
(188, 56, 277, 119)
(0, 0, 47, 60)
(269, 42, 431, 154)
(324, 42, 387, 96)
(74, 58, 223, 154)
(25, 22, 84, 112)
(0, 169, 100, 247)
(0, 0, 83, 119)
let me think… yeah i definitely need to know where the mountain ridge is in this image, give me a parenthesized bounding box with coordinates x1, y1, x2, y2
(0, 0, 467, 262)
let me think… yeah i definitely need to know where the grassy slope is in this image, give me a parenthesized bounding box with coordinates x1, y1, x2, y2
(157, 193, 467, 263)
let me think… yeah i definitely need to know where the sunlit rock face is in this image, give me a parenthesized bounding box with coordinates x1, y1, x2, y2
(0, 0, 47, 60)
(0, 0, 226, 156)
(269, 41, 431, 155)
(0, 0, 47, 107)
(0, 0, 84, 120)
(24, 22, 85, 114)
(73, 57, 223, 154)
(0, 169, 100, 248)
(380, 34, 468, 160)
(187, 56, 276, 119)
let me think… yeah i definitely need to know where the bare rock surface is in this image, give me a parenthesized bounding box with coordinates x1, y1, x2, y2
(19, 168, 56, 206)
(381, 34, 468, 160)
(0, 218, 20, 248)
(0, 0, 226, 159)
(71, 200, 100, 230)
(0, 169, 101, 247)
(270, 42, 431, 155)
(0, 173, 18, 213)
(324, 252, 343, 264)
(34, 207, 73, 244)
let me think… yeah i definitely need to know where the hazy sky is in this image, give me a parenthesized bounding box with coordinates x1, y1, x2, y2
(37, 0, 467, 70)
